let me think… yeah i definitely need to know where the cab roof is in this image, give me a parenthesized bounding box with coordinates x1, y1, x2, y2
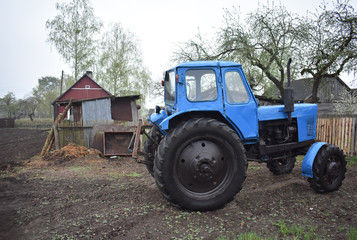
(167, 61, 242, 71)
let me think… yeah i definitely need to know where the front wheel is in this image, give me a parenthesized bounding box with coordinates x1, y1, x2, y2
(267, 156, 296, 175)
(143, 126, 162, 177)
(154, 118, 247, 211)
(309, 144, 346, 193)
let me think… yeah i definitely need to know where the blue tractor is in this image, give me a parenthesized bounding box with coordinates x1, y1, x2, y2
(143, 60, 346, 211)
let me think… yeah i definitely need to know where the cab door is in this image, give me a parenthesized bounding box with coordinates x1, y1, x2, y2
(221, 67, 259, 141)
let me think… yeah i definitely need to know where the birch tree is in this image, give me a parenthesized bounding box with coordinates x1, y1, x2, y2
(97, 23, 151, 103)
(46, 0, 102, 80)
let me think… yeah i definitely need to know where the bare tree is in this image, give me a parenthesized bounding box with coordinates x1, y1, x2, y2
(173, 1, 357, 102)
(300, 0, 357, 102)
(173, 5, 303, 97)
(333, 89, 357, 114)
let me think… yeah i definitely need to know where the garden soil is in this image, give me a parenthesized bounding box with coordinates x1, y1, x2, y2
(0, 128, 356, 239)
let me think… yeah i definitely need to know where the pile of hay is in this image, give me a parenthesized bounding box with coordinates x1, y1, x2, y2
(43, 143, 101, 163)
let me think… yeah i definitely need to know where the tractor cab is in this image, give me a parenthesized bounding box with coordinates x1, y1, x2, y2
(153, 61, 259, 141)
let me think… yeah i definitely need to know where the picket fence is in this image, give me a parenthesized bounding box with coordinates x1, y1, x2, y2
(316, 116, 357, 156)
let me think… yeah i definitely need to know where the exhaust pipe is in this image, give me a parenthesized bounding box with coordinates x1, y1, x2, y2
(284, 58, 294, 121)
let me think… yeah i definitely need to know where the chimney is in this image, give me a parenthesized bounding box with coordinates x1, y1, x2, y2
(86, 71, 93, 78)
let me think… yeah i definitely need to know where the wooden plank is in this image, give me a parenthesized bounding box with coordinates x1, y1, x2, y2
(54, 124, 59, 150)
(333, 118, 337, 146)
(41, 99, 72, 156)
(346, 118, 352, 156)
(318, 118, 321, 141)
(329, 118, 333, 144)
(337, 118, 342, 149)
(341, 118, 346, 150)
(322, 118, 326, 141)
(132, 121, 142, 160)
(352, 118, 356, 156)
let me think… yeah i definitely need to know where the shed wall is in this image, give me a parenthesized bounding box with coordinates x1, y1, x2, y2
(111, 99, 133, 121)
(82, 98, 112, 146)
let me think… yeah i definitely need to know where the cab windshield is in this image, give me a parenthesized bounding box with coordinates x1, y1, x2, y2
(164, 70, 175, 105)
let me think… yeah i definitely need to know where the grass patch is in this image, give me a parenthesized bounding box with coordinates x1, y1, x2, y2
(348, 227, 357, 240)
(272, 220, 318, 239)
(296, 155, 304, 164)
(217, 233, 277, 240)
(15, 118, 52, 129)
(127, 171, 142, 177)
(347, 156, 357, 167)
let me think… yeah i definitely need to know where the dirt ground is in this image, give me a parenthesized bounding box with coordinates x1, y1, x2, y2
(0, 128, 356, 240)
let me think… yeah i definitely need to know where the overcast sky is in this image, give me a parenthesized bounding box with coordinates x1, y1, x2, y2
(0, 0, 356, 99)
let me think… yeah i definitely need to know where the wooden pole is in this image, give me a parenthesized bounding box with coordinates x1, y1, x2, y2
(54, 124, 60, 150)
(41, 99, 72, 156)
(60, 70, 64, 95)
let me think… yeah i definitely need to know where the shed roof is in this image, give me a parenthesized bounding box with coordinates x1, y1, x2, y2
(54, 95, 141, 105)
(52, 72, 113, 105)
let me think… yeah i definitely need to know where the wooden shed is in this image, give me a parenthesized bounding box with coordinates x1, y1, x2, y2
(55, 96, 140, 150)
(51, 71, 142, 154)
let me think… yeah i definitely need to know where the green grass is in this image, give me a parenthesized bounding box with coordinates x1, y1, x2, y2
(272, 220, 318, 240)
(347, 156, 357, 167)
(15, 118, 52, 124)
(217, 233, 277, 240)
(15, 118, 52, 129)
(348, 227, 357, 240)
(296, 155, 304, 164)
(127, 171, 142, 177)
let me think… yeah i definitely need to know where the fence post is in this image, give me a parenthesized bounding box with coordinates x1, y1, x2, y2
(351, 118, 356, 157)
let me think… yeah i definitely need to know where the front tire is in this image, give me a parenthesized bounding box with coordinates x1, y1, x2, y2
(143, 126, 161, 177)
(267, 156, 296, 175)
(154, 118, 247, 211)
(309, 144, 346, 193)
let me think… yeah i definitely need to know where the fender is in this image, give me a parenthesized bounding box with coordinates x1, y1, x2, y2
(148, 110, 168, 126)
(159, 110, 249, 141)
(159, 110, 224, 130)
(301, 142, 327, 178)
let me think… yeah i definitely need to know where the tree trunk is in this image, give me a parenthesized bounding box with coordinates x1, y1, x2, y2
(28, 113, 34, 122)
(311, 77, 321, 103)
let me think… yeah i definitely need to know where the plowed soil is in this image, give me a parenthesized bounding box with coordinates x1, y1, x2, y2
(0, 128, 356, 239)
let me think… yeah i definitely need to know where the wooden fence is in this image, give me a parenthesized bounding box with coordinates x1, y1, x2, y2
(56, 120, 139, 149)
(316, 117, 357, 156)
(0, 118, 15, 128)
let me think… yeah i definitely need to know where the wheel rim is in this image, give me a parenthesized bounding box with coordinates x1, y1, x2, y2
(278, 158, 290, 167)
(323, 155, 342, 185)
(174, 137, 234, 199)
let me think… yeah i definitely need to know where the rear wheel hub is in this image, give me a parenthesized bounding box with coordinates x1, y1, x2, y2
(195, 157, 215, 180)
(176, 140, 228, 193)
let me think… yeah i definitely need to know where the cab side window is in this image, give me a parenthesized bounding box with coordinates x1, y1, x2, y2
(186, 69, 217, 102)
(225, 71, 249, 104)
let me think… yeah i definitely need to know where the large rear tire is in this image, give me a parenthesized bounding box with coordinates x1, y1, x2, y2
(309, 144, 346, 193)
(154, 118, 247, 211)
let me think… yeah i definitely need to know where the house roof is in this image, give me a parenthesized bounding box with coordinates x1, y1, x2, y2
(291, 77, 351, 101)
(52, 71, 113, 105)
